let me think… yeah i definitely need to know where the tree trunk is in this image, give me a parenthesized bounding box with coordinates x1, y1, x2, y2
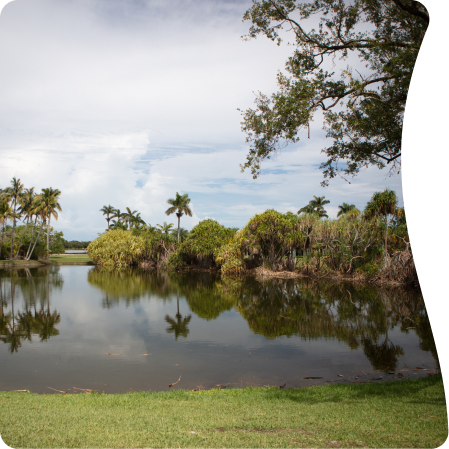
(10, 199, 17, 260)
(27, 219, 45, 260)
(385, 216, 389, 257)
(25, 216, 38, 259)
(0, 222, 5, 260)
(47, 215, 51, 253)
(15, 216, 30, 258)
(176, 213, 182, 243)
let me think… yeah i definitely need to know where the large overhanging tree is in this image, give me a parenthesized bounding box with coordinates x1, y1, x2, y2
(239, 0, 428, 185)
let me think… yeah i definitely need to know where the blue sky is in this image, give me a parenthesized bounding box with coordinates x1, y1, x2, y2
(0, 0, 405, 240)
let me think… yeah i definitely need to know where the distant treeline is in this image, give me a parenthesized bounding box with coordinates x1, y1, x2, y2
(62, 240, 91, 249)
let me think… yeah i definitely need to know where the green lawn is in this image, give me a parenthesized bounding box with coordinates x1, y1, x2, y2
(0, 375, 446, 448)
(0, 260, 42, 268)
(49, 253, 92, 264)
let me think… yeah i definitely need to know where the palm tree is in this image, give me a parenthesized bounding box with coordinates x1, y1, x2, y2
(337, 202, 357, 217)
(38, 188, 62, 253)
(130, 213, 146, 229)
(165, 193, 192, 243)
(25, 197, 47, 260)
(298, 196, 330, 218)
(123, 207, 138, 229)
(310, 195, 330, 211)
(100, 205, 115, 229)
(15, 188, 36, 257)
(298, 204, 316, 215)
(0, 200, 14, 260)
(364, 189, 398, 255)
(5, 177, 24, 259)
(157, 221, 174, 235)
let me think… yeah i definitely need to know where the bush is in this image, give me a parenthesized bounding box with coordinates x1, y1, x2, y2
(241, 210, 302, 271)
(180, 219, 234, 268)
(87, 229, 146, 267)
(215, 231, 246, 274)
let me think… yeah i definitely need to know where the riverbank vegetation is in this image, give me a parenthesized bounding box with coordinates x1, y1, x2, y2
(1, 375, 445, 448)
(0, 177, 64, 261)
(89, 189, 416, 286)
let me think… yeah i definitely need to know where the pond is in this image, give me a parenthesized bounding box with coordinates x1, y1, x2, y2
(0, 266, 439, 393)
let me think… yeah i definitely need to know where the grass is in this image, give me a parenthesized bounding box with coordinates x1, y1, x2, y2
(49, 253, 92, 264)
(0, 375, 447, 448)
(0, 259, 42, 268)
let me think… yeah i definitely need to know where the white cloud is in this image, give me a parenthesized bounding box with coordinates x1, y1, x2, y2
(0, 0, 403, 240)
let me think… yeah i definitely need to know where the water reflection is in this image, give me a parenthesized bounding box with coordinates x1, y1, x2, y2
(165, 292, 192, 340)
(86, 268, 437, 373)
(0, 267, 62, 353)
(0, 266, 439, 390)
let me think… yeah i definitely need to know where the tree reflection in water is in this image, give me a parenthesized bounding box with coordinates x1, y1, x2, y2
(0, 266, 62, 352)
(165, 292, 191, 340)
(1, 265, 437, 375)
(71, 268, 442, 372)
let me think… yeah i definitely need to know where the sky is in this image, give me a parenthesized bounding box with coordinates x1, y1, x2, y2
(0, 0, 405, 241)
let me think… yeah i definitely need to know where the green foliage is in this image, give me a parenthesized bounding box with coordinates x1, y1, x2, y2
(215, 231, 246, 274)
(180, 219, 234, 268)
(242, 209, 302, 271)
(240, 0, 428, 184)
(87, 229, 146, 267)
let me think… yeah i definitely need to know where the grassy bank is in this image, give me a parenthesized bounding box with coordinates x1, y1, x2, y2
(0, 260, 43, 268)
(0, 376, 446, 448)
(49, 253, 92, 264)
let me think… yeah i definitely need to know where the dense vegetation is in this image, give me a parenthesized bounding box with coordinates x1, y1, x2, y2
(0, 177, 64, 260)
(89, 189, 415, 285)
(62, 240, 91, 250)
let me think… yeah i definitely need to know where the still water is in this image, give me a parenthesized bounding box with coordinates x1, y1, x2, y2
(0, 266, 438, 393)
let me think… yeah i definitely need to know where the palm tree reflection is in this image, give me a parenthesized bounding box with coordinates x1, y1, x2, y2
(165, 292, 191, 340)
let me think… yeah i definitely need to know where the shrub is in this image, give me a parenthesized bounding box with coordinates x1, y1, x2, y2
(241, 210, 302, 271)
(180, 219, 234, 268)
(87, 229, 146, 267)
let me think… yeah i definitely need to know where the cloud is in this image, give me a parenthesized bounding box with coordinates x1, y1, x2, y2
(0, 0, 403, 240)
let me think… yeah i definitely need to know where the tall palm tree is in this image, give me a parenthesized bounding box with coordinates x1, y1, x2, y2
(165, 192, 192, 243)
(100, 205, 115, 229)
(364, 188, 398, 255)
(15, 188, 36, 257)
(5, 177, 24, 259)
(157, 221, 174, 235)
(38, 188, 62, 253)
(337, 203, 359, 217)
(25, 196, 46, 260)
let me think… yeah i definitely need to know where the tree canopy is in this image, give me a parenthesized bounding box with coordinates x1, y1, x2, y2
(239, 0, 428, 185)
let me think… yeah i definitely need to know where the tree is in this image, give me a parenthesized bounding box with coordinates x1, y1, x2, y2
(0, 200, 14, 259)
(38, 188, 62, 254)
(15, 187, 36, 257)
(298, 196, 329, 218)
(165, 192, 193, 243)
(157, 221, 174, 236)
(364, 188, 398, 255)
(239, 0, 428, 185)
(337, 203, 360, 218)
(5, 177, 24, 259)
(123, 207, 138, 229)
(100, 205, 115, 229)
